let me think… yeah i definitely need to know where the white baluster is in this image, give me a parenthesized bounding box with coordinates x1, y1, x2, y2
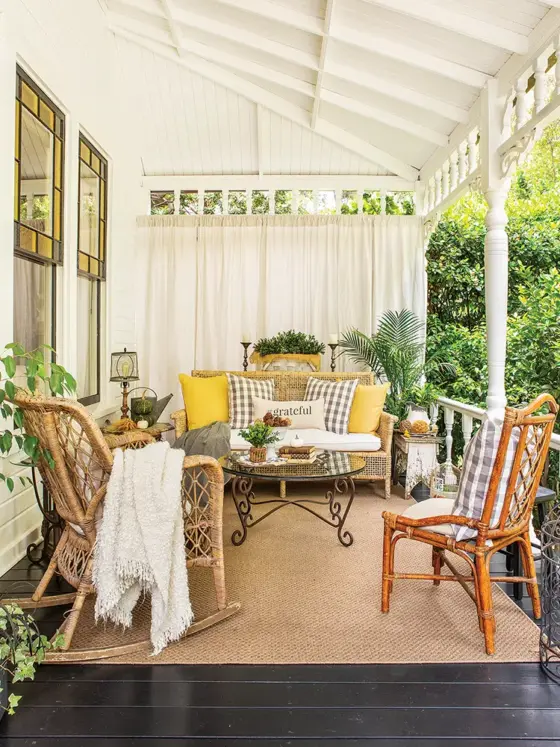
(269, 190, 275, 215)
(458, 141, 468, 182)
(357, 189, 364, 214)
(198, 189, 204, 215)
(380, 189, 387, 215)
(428, 177, 435, 211)
(444, 407, 454, 465)
(450, 151, 458, 192)
(173, 190, 180, 215)
(468, 130, 478, 173)
(461, 414, 473, 455)
(534, 54, 548, 113)
(555, 35, 560, 96)
(335, 188, 342, 215)
(313, 189, 320, 214)
(515, 77, 528, 129)
(435, 170, 442, 206)
(442, 160, 450, 199)
(246, 189, 252, 215)
(430, 402, 439, 427)
(222, 189, 229, 215)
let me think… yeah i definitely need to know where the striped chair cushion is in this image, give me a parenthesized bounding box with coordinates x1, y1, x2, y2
(304, 377, 358, 435)
(452, 419, 522, 541)
(226, 374, 274, 429)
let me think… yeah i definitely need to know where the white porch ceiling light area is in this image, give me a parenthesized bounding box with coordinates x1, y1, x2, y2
(105, 0, 554, 180)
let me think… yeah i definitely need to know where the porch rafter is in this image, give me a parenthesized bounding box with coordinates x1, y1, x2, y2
(311, 0, 335, 130)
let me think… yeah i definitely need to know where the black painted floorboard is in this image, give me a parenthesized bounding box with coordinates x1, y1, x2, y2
(0, 552, 557, 743)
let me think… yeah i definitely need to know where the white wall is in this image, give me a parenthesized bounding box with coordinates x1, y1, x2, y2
(0, 0, 143, 574)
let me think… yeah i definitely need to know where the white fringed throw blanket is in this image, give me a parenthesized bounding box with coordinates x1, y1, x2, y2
(93, 441, 193, 654)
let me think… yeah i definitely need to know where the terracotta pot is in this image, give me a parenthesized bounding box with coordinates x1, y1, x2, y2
(249, 446, 267, 463)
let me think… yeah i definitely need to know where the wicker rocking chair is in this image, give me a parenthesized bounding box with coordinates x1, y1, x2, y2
(381, 394, 558, 655)
(5, 393, 240, 662)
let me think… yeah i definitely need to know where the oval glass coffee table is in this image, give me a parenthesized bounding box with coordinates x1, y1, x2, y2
(219, 452, 366, 547)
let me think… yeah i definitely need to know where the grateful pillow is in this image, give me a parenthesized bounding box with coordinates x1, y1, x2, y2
(304, 377, 359, 435)
(179, 374, 228, 431)
(252, 396, 326, 430)
(452, 419, 524, 541)
(348, 383, 389, 434)
(227, 374, 274, 429)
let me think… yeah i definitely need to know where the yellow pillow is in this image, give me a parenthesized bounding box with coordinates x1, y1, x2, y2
(348, 383, 389, 434)
(179, 374, 229, 431)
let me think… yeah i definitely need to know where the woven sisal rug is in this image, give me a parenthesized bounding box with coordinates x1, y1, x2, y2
(73, 484, 540, 664)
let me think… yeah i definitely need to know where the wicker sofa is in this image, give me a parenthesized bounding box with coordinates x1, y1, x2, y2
(171, 370, 396, 499)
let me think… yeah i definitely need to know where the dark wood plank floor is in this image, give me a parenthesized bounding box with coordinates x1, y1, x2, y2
(0, 550, 557, 745)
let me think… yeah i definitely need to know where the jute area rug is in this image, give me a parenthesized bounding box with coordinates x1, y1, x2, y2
(74, 484, 540, 664)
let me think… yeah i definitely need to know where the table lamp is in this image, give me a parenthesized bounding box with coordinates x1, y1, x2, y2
(110, 348, 139, 418)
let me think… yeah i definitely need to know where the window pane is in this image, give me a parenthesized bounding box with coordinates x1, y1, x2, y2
(386, 191, 416, 215)
(298, 189, 313, 214)
(76, 276, 99, 403)
(318, 190, 335, 214)
(363, 190, 381, 214)
(204, 191, 223, 214)
(251, 190, 269, 214)
(341, 190, 358, 214)
(150, 191, 174, 214)
(13, 256, 54, 353)
(275, 190, 292, 214)
(20, 106, 54, 235)
(79, 160, 100, 258)
(228, 190, 247, 214)
(180, 190, 198, 214)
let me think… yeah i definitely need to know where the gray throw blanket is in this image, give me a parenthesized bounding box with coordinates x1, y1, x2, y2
(172, 421, 231, 460)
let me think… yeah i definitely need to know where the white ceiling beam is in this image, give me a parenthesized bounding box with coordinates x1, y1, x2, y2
(209, 0, 323, 36)
(322, 90, 447, 146)
(256, 104, 264, 178)
(159, 0, 182, 56)
(110, 26, 418, 181)
(325, 61, 469, 124)
(311, 0, 335, 129)
(360, 0, 528, 54)
(535, 0, 560, 7)
(333, 24, 488, 89)
(144, 175, 416, 190)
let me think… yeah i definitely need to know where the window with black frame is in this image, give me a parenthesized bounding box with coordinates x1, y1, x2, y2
(13, 67, 64, 355)
(77, 135, 107, 406)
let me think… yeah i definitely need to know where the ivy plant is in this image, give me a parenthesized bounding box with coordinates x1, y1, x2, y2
(0, 343, 77, 490)
(254, 330, 326, 356)
(0, 603, 64, 715)
(239, 420, 280, 448)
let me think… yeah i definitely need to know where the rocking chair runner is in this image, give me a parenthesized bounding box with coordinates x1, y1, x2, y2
(381, 394, 558, 655)
(5, 393, 240, 662)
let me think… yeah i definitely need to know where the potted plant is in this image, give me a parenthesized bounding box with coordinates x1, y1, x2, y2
(251, 331, 326, 371)
(239, 419, 281, 463)
(339, 310, 454, 423)
(0, 602, 63, 719)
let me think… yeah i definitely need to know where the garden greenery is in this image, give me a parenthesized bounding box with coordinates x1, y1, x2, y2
(254, 330, 326, 357)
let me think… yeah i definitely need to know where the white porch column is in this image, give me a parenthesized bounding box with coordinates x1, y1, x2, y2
(480, 80, 511, 416)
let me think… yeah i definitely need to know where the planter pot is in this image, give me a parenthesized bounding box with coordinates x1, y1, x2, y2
(410, 482, 431, 502)
(249, 446, 267, 463)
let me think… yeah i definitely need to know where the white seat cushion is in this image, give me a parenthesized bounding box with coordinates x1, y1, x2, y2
(230, 427, 381, 453)
(401, 497, 456, 536)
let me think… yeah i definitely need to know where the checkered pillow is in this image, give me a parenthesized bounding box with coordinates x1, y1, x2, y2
(226, 374, 275, 429)
(304, 377, 358, 435)
(452, 419, 522, 541)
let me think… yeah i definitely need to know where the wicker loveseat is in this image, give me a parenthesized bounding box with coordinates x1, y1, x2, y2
(171, 370, 396, 499)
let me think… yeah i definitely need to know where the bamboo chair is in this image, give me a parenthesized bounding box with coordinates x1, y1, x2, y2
(381, 394, 558, 655)
(5, 392, 240, 662)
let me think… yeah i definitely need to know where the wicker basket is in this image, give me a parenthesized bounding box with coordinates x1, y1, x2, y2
(249, 446, 267, 463)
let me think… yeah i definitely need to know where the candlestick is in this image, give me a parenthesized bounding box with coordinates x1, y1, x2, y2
(241, 341, 252, 371)
(328, 342, 339, 373)
(328, 333, 339, 345)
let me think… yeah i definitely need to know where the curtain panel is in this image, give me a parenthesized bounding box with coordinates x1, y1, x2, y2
(134, 215, 426, 408)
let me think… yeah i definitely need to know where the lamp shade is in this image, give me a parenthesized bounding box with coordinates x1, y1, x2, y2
(110, 348, 139, 382)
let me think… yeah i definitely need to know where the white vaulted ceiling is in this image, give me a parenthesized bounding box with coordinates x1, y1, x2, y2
(105, 0, 558, 180)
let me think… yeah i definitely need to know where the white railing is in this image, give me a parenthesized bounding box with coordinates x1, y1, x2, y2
(434, 396, 560, 467)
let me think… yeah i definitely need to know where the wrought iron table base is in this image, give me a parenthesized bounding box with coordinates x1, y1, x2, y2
(231, 476, 356, 547)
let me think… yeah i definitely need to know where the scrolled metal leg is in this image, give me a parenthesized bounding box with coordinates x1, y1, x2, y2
(231, 476, 254, 546)
(327, 477, 355, 547)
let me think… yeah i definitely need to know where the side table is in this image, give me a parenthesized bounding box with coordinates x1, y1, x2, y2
(102, 422, 174, 450)
(392, 432, 443, 499)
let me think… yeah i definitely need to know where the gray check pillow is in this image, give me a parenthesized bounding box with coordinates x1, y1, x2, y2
(304, 377, 358, 435)
(452, 419, 522, 541)
(226, 374, 274, 429)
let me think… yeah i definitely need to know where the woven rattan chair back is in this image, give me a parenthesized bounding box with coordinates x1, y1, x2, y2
(482, 394, 558, 539)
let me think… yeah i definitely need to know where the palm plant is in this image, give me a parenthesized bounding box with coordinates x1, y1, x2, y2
(339, 310, 454, 422)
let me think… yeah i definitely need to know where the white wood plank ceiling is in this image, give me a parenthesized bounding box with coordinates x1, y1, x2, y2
(106, 0, 557, 179)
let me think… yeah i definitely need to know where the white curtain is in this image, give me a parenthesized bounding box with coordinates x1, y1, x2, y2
(135, 215, 426, 406)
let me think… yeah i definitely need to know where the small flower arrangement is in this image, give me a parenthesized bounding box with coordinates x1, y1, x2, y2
(239, 418, 281, 463)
